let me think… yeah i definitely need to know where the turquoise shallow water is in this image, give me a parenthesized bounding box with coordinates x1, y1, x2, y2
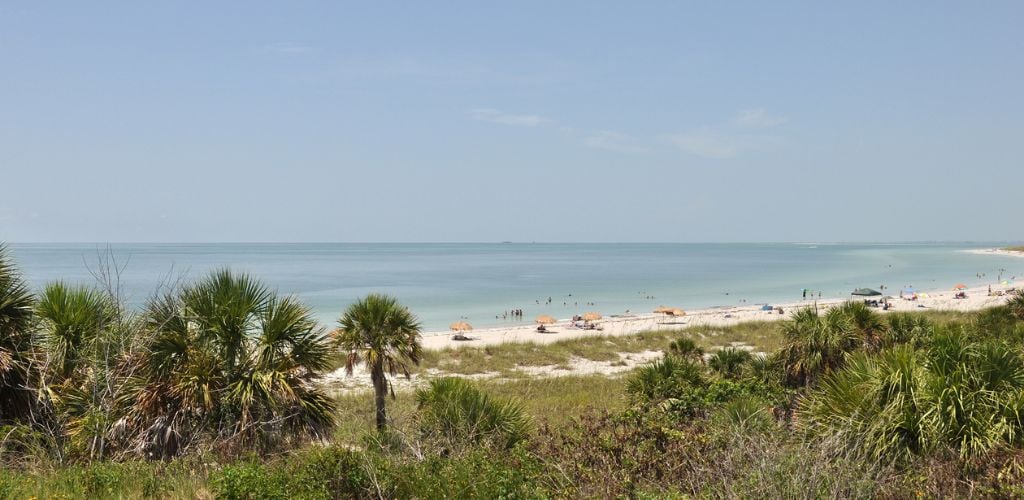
(6, 243, 1024, 332)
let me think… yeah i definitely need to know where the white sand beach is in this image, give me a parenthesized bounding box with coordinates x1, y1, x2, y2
(966, 248, 1024, 259)
(419, 281, 1019, 351)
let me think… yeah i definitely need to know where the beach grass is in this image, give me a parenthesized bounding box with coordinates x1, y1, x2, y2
(416, 320, 784, 377)
(331, 375, 627, 445)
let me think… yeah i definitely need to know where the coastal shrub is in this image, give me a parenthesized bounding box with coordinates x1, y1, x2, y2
(377, 445, 547, 499)
(0, 245, 37, 426)
(533, 408, 888, 498)
(626, 356, 704, 404)
(136, 270, 337, 458)
(886, 313, 933, 347)
(708, 347, 752, 379)
(1010, 290, 1024, 321)
(746, 353, 783, 385)
(800, 333, 1024, 461)
(712, 395, 774, 434)
(211, 447, 367, 500)
(666, 337, 703, 361)
(414, 377, 531, 451)
(973, 305, 1024, 341)
(532, 409, 707, 497)
(33, 280, 146, 460)
(661, 379, 786, 419)
(778, 305, 859, 387)
(0, 460, 201, 498)
(836, 301, 887, 350)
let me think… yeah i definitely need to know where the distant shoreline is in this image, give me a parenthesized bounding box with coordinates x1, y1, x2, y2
(966, 248, 1024, 259)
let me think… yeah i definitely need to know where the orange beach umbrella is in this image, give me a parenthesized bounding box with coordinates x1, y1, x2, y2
(952, 284, 967, 291)
(535, 315, 557, 325)
(449, 320, 473, 332)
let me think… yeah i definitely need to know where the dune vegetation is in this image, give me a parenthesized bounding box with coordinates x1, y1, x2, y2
(4, 243, 1024, 498)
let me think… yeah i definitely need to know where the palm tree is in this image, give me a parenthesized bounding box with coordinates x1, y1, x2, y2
(138, 270, 336, 456)
(0, 245, 36, 423)
(336, 293, 422, 432)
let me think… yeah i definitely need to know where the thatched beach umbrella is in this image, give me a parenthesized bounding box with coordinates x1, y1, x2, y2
(535, 315, 557, 325)
(582, 312, 602, 322)
(669, 308, 686, 317)
(449, 320, 473, 340)
(449, 320, 473, 332)
(653, 305, 672, 314)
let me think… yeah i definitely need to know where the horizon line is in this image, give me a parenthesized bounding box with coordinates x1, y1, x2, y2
(4, 240, 1021, 246)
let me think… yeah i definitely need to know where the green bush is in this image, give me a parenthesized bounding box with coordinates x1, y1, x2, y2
(379, 446, 547, 499)
(211, 447, 367, 500)
(415, 377, 531, 451)
(626, 356, 704, 404)
(707, 347, 752, 379)
(801, 333, 1024, 461)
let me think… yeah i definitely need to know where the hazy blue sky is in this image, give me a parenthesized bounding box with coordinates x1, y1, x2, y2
(1, 2, 1021, 243)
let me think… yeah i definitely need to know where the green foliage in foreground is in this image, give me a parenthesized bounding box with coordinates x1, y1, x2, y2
(802, 333, 1024, 461)
(0, 245, 37, 424)
(415, 377, 531, 451)
(0, 246, 338, 462)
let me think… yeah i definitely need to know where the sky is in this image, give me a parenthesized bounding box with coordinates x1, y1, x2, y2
(1, 1, 1022, 243)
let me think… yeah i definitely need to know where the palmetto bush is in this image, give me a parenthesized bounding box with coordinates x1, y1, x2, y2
(778, 306, 858, 387)
(667, 337, 704, 362)
(1008, 290, 1024, 321)
(625, 356, 705, 404)
(35, 281, 137, 459)
(708, 347, 752, 379)
(837, 301, 887, 350)
(0, 245, 37, 424)
(779, 302, 887, 388)
(886, 313, 933, 347)
(415, 377, 530, 451)
(800, 331, 1024, 461)
(134, 270, 336, 457)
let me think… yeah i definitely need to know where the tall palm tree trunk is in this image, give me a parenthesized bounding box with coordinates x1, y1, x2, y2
(371, 362, 388, 431)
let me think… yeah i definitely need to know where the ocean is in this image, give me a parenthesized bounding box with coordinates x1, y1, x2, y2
(6, 243, 1023, 332)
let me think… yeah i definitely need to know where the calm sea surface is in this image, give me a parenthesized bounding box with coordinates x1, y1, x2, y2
(6, 243, 1024, 332)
